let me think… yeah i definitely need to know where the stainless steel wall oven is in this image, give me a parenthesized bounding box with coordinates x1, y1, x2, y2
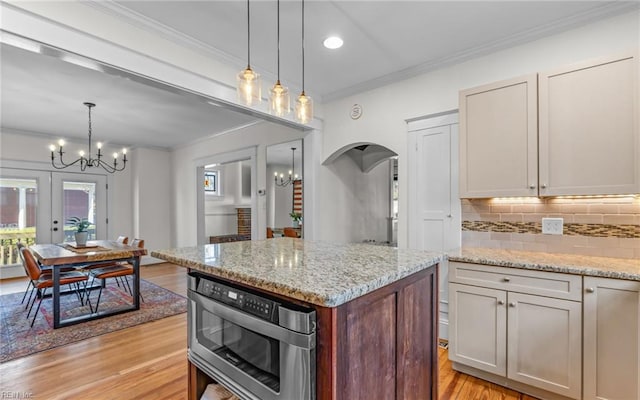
(187, 272, 316, 400)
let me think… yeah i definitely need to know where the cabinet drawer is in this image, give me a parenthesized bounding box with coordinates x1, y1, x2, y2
(450, 262, 582, 301)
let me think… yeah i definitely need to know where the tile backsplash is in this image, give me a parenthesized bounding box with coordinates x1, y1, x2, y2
(461, 196, 640, 259)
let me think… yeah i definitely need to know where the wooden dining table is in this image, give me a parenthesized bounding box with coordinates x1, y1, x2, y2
(29, 240, 147, 329)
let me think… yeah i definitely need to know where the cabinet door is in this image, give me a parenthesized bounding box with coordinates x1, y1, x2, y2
(539, 54, 639, 196)
(507, 292, 582, 399)
(583, 277, 640, 400)
(449, 283, 506, 375)
(459, 74, 538, 198)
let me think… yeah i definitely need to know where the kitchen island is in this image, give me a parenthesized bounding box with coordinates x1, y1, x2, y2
(152, 238, 444, 400)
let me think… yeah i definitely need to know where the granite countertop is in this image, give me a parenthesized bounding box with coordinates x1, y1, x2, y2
(448, 247, 640, 281)
(151, 238, 443, 307)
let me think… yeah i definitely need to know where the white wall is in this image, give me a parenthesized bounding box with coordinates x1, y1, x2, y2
(266, 163, 295, 228)
(171, 121, 305, 247)
(131, 147, 172, 263)
(204, 161, 252, 237)
(318, 10, 639, 247)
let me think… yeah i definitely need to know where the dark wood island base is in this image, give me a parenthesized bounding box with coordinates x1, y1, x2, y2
(188, 265, 438, 400)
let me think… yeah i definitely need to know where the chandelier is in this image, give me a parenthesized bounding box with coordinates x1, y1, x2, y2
(49, 102, 128, 173)
(274, 147, 300, 187)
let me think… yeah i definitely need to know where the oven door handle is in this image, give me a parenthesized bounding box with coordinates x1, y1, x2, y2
(189, 290, 315, 350)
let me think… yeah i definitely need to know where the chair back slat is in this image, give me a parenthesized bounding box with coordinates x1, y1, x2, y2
(20, 247, 42, 280)
(117, 236, 129, 245)
(130, 239, 145, 248)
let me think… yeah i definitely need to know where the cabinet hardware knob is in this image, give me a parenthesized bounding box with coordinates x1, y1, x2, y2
(529, 185, 535, 189)
(509, 302, 516, 307)
(503, 277, 510, 282)
(586, 288, 595, 293)
(53, 220, 58, 224)
(497, 300, 505, 305)
(53, 227, 58, 232)
(541, 184, 547, 189)
(447, 214, 452, 218)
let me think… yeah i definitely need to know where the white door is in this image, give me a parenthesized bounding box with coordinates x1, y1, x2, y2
(51, 172, 108, 244)
(407, 112, 461, 340)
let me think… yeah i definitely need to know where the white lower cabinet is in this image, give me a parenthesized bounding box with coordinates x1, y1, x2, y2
(583, 277, 640, 400)
(449, 262, 583, 399)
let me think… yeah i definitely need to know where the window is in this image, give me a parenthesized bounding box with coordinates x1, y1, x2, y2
(204, 171, 220, 196)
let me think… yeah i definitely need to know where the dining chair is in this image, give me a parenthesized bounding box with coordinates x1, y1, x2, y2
(86, 238, 144, 313)
(21, 247, 90, 327)
(283, 228, 299, 238)
(17, 242, 77, 308)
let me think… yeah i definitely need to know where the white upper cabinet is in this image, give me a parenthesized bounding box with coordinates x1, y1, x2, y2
(459, 75, 538, 198)
(459, 54, 638, 198)
(539, 54, 639, 196)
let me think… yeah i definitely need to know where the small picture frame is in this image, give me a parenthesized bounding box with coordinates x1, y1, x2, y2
(204, 171, 217, 192)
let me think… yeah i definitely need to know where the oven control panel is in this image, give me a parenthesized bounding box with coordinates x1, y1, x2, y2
(196, 277, 280, 323)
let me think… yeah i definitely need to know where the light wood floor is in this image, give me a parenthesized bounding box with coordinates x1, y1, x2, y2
(0, 263, 535, 400)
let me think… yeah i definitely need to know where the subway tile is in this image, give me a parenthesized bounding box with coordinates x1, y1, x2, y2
(511, 204, 536, 213)
(603, 214, 637, 225)
(573, 214, 604, 224)
(573, 246, 604, 257)
(588, 204, 619, 214)
(521, 242, 548, 252)
(560, 204, 589, 214)
(490, 204, 512, 213)
(490, 232, 512, 241)
(619, 238, 640, 249)
(587, 236, 620, 248)
(500, 214, 523, 222)
(535, 204, 562, 213)
(515, 233, 539, 243)
(522, 213, 546, 223)
(478, 213, 501, 222)
(601, 247, 635, 259)
(619, 204, 640, 214)
(500, 241, 524, 250)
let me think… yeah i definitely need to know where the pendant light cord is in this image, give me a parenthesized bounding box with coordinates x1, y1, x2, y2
(302, 0, 305, 93)
(87, 103, 93, 154)
(277, 0, 280, 82)
(246, 0, 250, 68)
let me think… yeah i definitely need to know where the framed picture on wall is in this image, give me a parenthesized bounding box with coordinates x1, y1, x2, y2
(204, 171, 218, 193)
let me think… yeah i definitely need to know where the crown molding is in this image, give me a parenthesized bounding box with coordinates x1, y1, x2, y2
(85, 0, 244, 69)
(323, 2, 639, 102)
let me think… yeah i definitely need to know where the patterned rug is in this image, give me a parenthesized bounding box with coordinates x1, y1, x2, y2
(0, 279, 187, 363)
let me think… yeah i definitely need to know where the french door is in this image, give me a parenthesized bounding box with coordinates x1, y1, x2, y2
(51, 172, 107, 244)
(0, 168, 107, 277)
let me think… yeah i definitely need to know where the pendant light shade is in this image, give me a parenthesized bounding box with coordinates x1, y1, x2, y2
(237, 0, 261, 106)
(269, 0, 290, 116)
(295, 0, 313, 123)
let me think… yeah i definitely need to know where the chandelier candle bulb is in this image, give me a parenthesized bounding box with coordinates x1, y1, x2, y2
(79, 150, 85, 157)
(49, 144, 56, 152)
(58, 139, 65, 147)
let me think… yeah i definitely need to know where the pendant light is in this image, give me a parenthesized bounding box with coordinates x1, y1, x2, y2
(295, 0, 313, 124)
(237, 0, 261, 106)
(269, 0, 290, 116)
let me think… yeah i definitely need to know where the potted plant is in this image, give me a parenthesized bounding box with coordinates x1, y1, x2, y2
(289, 212, 302, 228)
(67, 216, 91, 246)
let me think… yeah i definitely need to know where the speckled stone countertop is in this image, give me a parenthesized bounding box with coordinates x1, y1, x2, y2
(448, 248, 640, 281)
(151, 238, 443, 307)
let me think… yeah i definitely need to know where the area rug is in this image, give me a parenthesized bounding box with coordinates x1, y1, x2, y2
(0, 279, 187, 363)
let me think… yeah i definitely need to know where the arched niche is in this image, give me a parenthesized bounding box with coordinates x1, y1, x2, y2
(323, 142, 398, 173)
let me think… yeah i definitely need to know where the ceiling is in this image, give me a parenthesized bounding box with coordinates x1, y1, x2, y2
(1, 1, 636, 151)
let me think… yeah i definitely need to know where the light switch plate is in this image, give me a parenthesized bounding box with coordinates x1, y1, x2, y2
(542, 218, 564, 235)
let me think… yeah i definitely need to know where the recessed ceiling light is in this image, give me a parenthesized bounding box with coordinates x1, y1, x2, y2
(323, 36, 343, 50)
